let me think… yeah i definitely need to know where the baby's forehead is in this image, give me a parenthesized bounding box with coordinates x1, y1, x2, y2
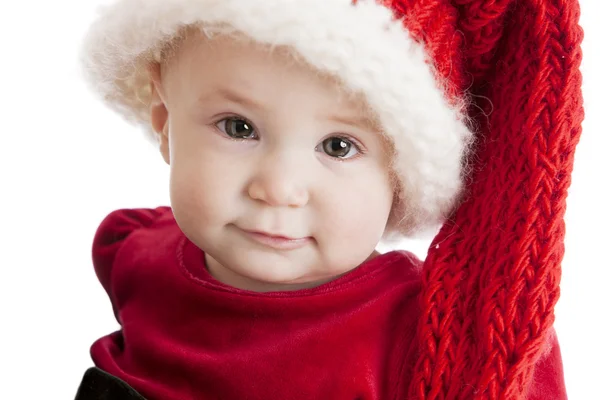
(161, 28, 382, 130)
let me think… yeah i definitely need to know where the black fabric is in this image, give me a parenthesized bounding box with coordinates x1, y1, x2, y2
(75, 367, 146, 400)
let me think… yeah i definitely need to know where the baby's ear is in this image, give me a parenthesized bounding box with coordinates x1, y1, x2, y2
(148, 62, 170, 165)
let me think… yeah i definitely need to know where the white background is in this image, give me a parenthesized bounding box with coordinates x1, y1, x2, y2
(0, 1, 597, 399)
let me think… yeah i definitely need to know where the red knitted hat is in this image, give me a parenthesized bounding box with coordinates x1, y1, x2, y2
(80, 0, 585, 398)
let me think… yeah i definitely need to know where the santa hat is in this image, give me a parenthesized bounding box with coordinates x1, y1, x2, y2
(80, 0, 584, 398)
(80, 0, 475, 237)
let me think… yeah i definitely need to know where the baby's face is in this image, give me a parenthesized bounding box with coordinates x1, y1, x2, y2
(150, 31, 395, 292)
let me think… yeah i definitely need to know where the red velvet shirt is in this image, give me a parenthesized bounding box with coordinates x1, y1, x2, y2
(89, 207, 567, 400)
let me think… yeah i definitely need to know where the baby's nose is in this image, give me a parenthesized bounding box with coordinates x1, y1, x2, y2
(247, 154, 309, 208)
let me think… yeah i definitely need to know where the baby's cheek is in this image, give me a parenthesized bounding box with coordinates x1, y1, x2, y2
(169, 165, 215, 225)
(315, 193, 381, 265)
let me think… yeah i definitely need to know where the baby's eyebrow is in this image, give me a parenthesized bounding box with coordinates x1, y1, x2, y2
(327, 112, 381, 132)
(196, 86, 380, 132)
(196, 86, 266, 111)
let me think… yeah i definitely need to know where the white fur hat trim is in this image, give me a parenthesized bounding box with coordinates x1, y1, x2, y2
(80, 0, 473, 234)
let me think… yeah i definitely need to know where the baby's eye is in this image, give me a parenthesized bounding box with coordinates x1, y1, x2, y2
(216, 117, 257, 139)
(317, 136, 360, 159)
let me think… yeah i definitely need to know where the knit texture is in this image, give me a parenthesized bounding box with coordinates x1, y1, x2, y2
(407, 0, 584, 399)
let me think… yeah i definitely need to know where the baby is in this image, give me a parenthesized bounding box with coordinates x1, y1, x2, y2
(75, 0, 578, 399)
(149, 32, 397, 293)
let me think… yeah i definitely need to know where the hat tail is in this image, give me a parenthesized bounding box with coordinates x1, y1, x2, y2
(410, 0, 585, 398)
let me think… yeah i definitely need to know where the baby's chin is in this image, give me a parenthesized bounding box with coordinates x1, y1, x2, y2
(204, 249, 347, 292)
